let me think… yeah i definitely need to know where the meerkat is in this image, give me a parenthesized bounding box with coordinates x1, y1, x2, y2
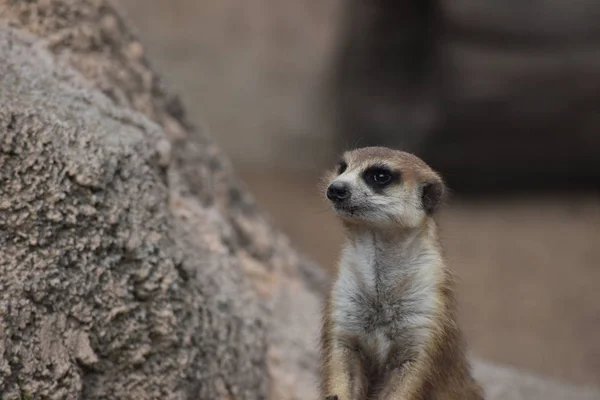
(319, 146, 483, 400)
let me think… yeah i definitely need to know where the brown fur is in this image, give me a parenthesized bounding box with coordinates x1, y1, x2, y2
(319, 147, 483, 400)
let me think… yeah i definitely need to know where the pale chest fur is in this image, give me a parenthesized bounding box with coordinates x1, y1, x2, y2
(331, 234, 442, 363)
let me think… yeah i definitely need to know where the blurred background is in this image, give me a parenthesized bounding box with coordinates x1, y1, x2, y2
(119, 0, 599, 386)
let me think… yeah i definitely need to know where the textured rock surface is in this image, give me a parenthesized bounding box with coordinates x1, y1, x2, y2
(0, 1, 598, 399)
(0, 26, 268, 400)
(0, 0, 330, 398)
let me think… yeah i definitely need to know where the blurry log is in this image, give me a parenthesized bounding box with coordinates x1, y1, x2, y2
(333, 0, 600, 192)
(333, 0, 442, 154)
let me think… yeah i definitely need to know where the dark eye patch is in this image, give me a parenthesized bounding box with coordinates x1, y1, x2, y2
(337, 160, 348, 175)
(362, 164, 401, 192)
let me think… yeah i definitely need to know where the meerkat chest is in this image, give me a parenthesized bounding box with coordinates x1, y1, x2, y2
(331, 254, 438, 362)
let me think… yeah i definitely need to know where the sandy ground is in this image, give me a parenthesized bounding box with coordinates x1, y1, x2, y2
(239, 167, 600, 387)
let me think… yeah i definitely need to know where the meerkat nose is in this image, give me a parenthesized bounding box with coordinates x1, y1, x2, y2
(327, 181, 350, 202)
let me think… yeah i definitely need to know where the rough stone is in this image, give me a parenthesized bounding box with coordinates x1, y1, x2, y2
(0, 25, 267, 400)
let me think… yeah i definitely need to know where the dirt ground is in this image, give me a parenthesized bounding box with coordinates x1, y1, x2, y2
(239, 167, 600, 387)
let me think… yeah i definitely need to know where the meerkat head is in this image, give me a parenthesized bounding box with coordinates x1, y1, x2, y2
(324, 147, 446, 229)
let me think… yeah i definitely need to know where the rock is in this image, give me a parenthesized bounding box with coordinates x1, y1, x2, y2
(0, 25, 268, 400)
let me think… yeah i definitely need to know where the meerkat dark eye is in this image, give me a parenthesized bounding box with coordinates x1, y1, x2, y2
(337, 161, 348, 175)
(372, 170, 391, 184)
(362, 165, 399, 190)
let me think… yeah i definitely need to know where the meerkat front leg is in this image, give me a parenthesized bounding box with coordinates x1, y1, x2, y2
(322, 341, 364, 400)
(376, 360, 422, 400)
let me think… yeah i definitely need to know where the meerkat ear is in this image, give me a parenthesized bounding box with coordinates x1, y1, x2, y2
(421, 180, 445, 215)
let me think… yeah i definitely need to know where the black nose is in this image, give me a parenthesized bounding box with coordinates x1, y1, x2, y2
(327, 182, 349, 202)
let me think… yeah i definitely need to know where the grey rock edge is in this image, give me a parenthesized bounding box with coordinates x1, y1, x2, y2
(0, 25, 269, 399)
(0, 7, 598, 400)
